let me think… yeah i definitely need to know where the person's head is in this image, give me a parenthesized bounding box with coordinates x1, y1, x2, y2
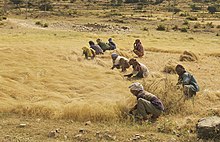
(89, 41, 95, 46)
(111, 53, 118, 60)
(96, 38, 101, 43)
(82, 47, 88, 51)
(175, 64, 186, 76)
(129, 82, 144, 96)
(108, 38, 113, 42)
(129, 58, 137, 65)
(135, 39, 141, 44)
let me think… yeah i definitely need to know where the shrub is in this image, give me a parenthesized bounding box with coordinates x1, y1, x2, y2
(35, 21, 42, 25)
(156, 24, 166, 31)
(186, 16, 197, 21)
(70, 0, 76, 2)
(217, 25, 220, 29)
(183, 20, 189, 25)
(179, 12, 189, 17)
(180, 27, 188, 32)
(43, 23, 48, 27)
(35, 21, 41, 25)
(38, 0, 53, 11)
(2, 16, 7, 20)
(143, 27, 148, 31)
(206, 22, 214, 28)
(142, 76, 188, 115)
(167, 7, 181, 13)
(194, 22, 201, 28)
(207, 6, 217, 14)
(172, 25, 178, 31)
(190, 4, 202, 12)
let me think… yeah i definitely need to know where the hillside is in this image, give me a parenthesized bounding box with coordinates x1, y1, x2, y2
(0, 1, 220, 141)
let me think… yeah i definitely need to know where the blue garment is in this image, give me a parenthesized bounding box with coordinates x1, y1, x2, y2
(108, 41, 116, 50)
(179, 72, 199, 92)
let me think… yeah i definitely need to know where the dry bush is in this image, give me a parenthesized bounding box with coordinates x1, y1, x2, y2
(162, 60, 178, 74)
(142, 76, 193, 115)
(180, 51, 198, 62)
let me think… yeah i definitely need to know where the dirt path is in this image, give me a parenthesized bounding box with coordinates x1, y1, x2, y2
(7, 18, 48, 30)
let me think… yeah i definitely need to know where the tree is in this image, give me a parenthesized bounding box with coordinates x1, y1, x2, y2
(10, 0, 23, 5)
(38, 0, 52, 11)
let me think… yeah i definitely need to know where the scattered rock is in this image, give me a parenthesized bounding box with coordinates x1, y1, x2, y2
(79, 128, 86, 133)
(180, 51, 198, 62)
(85, 121, 92, 126)
(17, 123, 27, 128)
(168, 137, 177, 142)
(130, 134, 145, 141)
(74, 133, 83, 138)
(36, 118, 41, 122)
(196, 116, 220, 140)
(48, 128, 60, 138)
(103, 134, 116, 141)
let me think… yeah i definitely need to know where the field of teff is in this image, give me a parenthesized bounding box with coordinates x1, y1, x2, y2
(0, 0, 220, 141)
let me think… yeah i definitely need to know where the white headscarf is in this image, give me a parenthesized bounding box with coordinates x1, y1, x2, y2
(129, 82, 144, 91)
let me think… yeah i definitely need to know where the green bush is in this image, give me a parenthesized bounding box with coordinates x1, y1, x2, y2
(2, 16, 7, 20)
(156, 24, 166, 31)
(38, 0, 53, 11)
(179, 12, 189, 17)
(183, 20, 189, 25)
(35, 21, 42, 25)
(194, 22, 201, 28)
(206, 22, 214, 28)
(35, 21, 48, 28)
(186, 16, 197, 21)
(172, 25, 178, 31)
(180, 27, 188, 32)
(167, 7, 181, 13)
(190, 4, 202, 12)
(43, 23, 48, 27)
(207, 5, 217, 14)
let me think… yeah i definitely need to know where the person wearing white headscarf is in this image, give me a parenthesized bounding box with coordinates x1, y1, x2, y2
(129, 82, 164, 122)
(111, 53, 130, 72)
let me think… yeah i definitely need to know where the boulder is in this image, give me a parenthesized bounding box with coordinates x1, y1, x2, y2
(196, 116, 220, 140)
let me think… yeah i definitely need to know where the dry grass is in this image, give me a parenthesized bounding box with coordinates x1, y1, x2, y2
(0, 14, 220, 141)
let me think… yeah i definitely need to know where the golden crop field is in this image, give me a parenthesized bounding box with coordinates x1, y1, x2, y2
(0, 1, 220, 141)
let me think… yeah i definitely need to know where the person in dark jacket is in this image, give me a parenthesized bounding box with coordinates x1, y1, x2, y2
(108, 38, 116, 50)
(96, 38, 110, 52)
(89, 41, 103, 55)
(129, 82, 164, 122)
(175, 64, 199, 99)
(133, 39, 144, 57)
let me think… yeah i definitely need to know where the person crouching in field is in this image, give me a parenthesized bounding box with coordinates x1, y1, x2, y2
(133, 39, 144, 58)
(175, 64, 199, 99)
(124, 58, 149, 79)
(82, 47, 96, 60)
(129, 82, 164, 122)
(111, 53, 130, 72)
(89, 41, 103, 55)
(96, 38, 110, 52)
(108, 38, 117, 50)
